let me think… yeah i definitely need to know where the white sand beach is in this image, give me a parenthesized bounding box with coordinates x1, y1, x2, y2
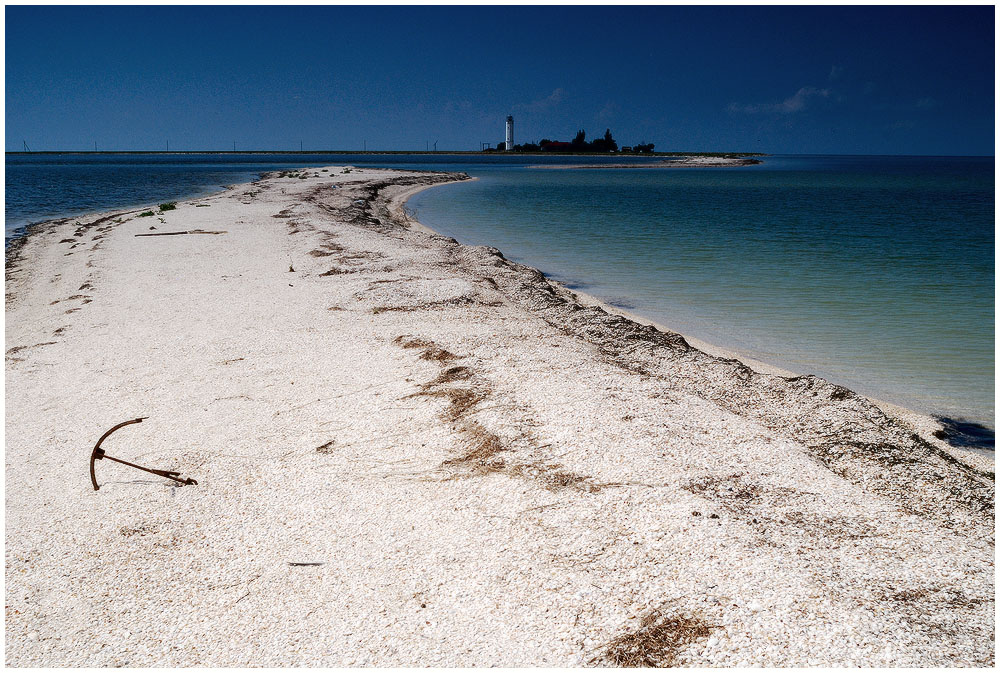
(5, 167, 993, 666)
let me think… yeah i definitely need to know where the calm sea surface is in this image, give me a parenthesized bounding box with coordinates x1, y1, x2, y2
(6, 153, 995, 430)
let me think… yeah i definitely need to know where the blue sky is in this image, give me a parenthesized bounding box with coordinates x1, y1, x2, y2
(5, 5, 994, 155)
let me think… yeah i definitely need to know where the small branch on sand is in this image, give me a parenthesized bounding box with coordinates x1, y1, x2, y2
(518, 501, 563, 515)
(135, 230, 227, 237)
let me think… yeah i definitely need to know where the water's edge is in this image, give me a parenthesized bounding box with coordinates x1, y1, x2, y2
(399, 175, 995, 451)
(6, 164, 993, 452)
(5, 182, 240, 248)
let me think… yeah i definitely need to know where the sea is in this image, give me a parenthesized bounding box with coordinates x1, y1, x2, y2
(5, 153, 994, 437)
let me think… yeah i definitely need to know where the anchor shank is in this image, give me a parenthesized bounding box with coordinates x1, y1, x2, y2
(102, 454, 191, 485)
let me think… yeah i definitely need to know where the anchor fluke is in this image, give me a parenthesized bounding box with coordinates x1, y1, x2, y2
(89, 417, 198, 490)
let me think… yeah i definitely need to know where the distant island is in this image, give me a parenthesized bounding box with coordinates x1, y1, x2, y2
(5, 149, 766, 157)
(485, 128, 655, 154)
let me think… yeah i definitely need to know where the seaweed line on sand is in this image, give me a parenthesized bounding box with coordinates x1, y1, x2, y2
(393, 334, 602, 493)
(341, 175, 996, 538)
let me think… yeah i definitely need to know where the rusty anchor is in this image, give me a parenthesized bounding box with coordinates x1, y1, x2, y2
(89, 417, 198, 491)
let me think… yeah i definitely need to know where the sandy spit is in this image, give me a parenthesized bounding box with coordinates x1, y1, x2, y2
(5, 166, 993, 667)
(530, 156, 763, 169)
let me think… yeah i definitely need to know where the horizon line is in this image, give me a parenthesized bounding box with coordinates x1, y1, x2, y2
(4, 150, 995, 158)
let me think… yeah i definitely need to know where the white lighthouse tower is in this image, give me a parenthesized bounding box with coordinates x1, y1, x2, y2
(505, 115, 514, 151)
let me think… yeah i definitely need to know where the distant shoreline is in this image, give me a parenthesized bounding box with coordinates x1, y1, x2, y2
(531, 156, 763, 169)
(2, 152, 758, 248)
(5, 150, 768, 158)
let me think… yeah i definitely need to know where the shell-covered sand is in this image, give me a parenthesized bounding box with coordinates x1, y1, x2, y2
(5, 167, 994, 666)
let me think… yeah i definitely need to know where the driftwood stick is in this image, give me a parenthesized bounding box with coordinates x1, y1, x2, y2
(135, 230, 228, 237)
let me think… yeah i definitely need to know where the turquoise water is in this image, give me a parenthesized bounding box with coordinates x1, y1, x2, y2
(5, 153, 994, 430)
(408, 156, 995, 428)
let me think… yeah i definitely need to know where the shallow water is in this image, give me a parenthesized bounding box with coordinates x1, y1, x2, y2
(5, 153, 994, 430)
(3, 153, 654, 240)
(409, 156, 995, 428)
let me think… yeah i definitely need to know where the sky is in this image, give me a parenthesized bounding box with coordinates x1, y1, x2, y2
(5, 5, 995, 155)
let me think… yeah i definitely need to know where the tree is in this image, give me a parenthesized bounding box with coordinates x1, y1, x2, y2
(572, 129, 587, 149)
(603, 128, 618, 152)
(591, 128, 618, 153)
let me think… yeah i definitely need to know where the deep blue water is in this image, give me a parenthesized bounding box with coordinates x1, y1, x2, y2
(5, 153, 995, 431)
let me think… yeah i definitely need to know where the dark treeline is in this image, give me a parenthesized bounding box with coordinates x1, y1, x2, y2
(492, 129, 655, 153)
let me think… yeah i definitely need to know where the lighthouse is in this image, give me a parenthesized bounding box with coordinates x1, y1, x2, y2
(505, 115, 514, 151)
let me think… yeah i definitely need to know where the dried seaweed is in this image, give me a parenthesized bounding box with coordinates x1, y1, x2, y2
(595, 611, 713, 667)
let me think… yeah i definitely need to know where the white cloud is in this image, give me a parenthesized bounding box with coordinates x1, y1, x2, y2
(916, 97, 937, 109)
(829, 65, 844, 81)
(544, 88, 565, 105)
(729, 87, 831, 115)
(597, 101, 619, 123)
(515, 88, 566, 114)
